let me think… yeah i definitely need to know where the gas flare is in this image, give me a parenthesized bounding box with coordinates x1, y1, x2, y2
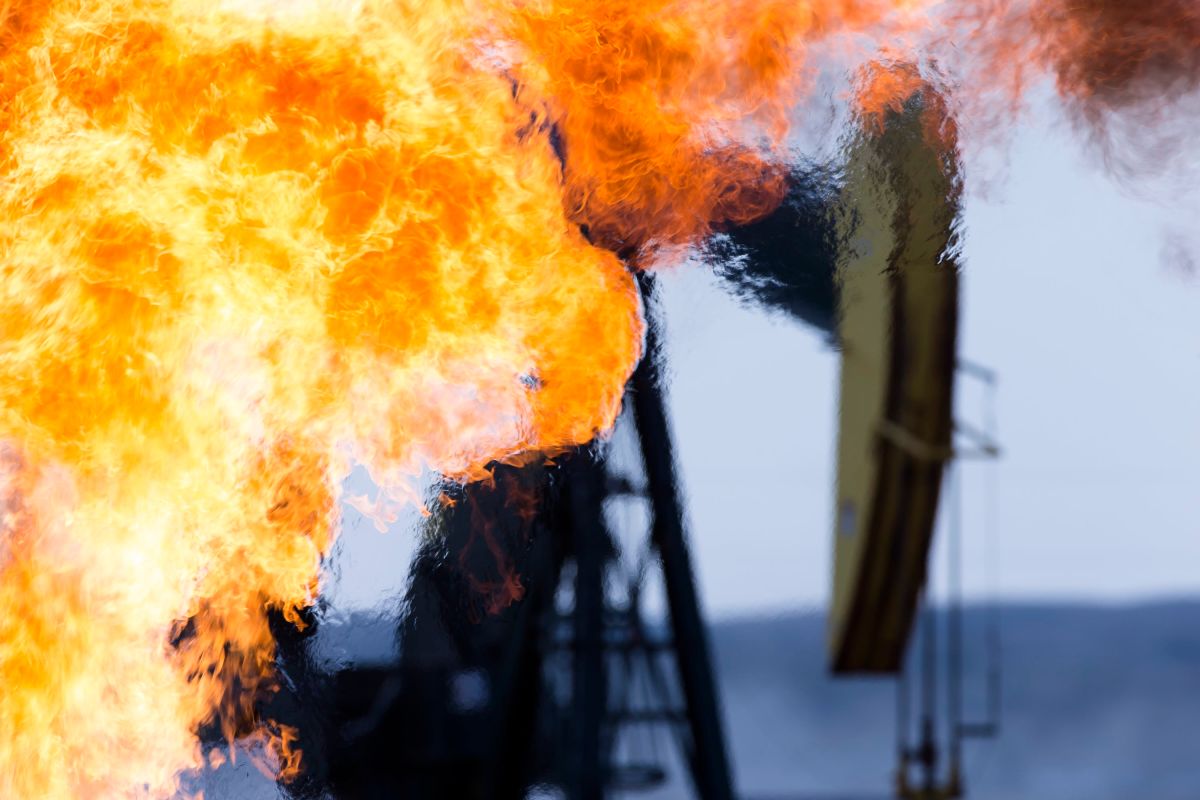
(501, 0, 926, 255)
(0, 0, 928, 796)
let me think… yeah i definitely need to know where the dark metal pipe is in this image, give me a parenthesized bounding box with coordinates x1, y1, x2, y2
(570, 459, 609, 800)
(630, 273, 735, 800)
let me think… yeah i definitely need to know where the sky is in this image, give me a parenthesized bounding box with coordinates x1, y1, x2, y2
(322, 92, 1200, 621)
(661, 93, 1200, 617)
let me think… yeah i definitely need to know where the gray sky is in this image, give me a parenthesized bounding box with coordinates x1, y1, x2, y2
(324, 95, 1200, 620)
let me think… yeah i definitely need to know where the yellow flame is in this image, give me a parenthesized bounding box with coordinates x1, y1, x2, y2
(0, 0, 930, 795)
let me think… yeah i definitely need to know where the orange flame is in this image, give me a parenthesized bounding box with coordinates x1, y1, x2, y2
(945, 0, 1200, 177)
(960, 0, 1200, 109)
(851, 59, 958, 151)
(504, 0, 936, 256)
(0, 0, 929, 796)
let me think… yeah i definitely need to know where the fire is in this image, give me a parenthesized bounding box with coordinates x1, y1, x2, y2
(957, 0, 1200, 112)
(502, 0, 934, 256)
(939, 0, 1200, 177)
(0, 0, 931, 796)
